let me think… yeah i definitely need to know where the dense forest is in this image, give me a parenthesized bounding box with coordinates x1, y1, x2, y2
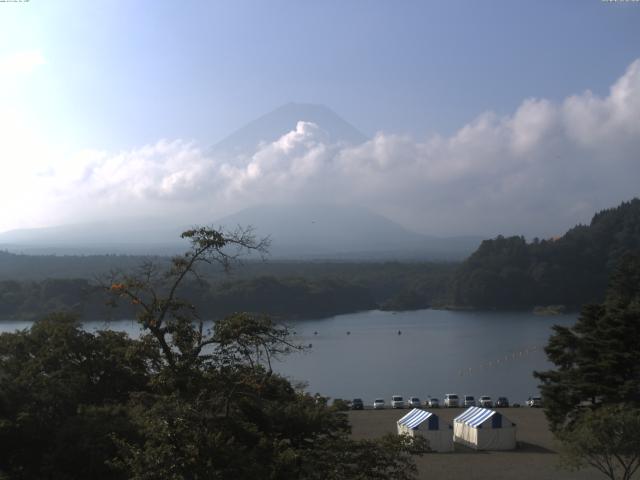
(2, 198, 640, 319)
(0, 262, 454, 321)
(451, 199, 640, 310)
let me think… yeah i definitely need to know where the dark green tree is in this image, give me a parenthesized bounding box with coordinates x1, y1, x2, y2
(558, 405, 640, 480)
(0, 313, 155, 479)
(534, 253, 640, 432)
(452, 198, 640, 310)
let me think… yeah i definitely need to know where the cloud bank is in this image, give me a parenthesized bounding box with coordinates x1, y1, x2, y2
(2, 59, 640, 237)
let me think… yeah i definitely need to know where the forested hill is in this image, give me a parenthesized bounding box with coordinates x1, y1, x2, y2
(0, 258, 454, 321)
(451, 199, 640, 310)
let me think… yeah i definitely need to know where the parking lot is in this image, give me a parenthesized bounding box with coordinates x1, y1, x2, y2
(347, 407, 604, 480)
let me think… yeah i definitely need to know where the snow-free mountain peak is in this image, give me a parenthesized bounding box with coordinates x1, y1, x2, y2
(209, 103, 368, 157)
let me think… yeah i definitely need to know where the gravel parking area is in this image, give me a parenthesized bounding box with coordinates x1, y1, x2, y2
(347, 408, 604, 480)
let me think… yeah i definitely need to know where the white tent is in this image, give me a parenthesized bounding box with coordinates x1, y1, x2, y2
(397, 408, 454, 452)
(453, 406, 516, 450)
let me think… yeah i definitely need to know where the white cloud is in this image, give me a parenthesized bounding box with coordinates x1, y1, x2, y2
(2, 58, 640, 237)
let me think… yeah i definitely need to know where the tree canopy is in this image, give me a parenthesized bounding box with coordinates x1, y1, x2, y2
(452, 198, 640, 309)
(534, 253, 640, 480)
(534, 253, 640, 431)
(0, 226, 424, 479)
(558, 405, 640, 480)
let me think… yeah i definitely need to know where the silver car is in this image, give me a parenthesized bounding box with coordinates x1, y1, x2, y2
(444, 393, 459, 407)
(391, 395, 405, 409)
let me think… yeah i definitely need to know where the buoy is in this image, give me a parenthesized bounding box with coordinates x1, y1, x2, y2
(398, 330, 402, 335)
(347, 331, 351, 335)
(314, 331, 318, 335)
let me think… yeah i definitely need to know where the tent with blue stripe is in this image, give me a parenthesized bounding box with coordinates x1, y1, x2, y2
(453, 406, 516, 450)
(397, 409, 453, 452)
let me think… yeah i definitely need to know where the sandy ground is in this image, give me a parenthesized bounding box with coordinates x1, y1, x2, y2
(348, 407, 606, 480)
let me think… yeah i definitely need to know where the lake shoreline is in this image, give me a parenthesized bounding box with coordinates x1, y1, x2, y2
(1, 309, 577, 402)
(0, 297, 581, 324)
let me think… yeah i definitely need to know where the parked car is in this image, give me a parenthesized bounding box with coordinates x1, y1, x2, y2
(391, 395, 405, 409)
(478, 395, 493, 407)
(444, 393, 459, 407)
(373, 398, 385, 409)
(495, 396, 510, 408)
(351, 398, 364, 410)
(427, 397, 440, 408)
(527, 396, 542, 407)
(463, 395, 476, 407)
(408, 396, 421, 408)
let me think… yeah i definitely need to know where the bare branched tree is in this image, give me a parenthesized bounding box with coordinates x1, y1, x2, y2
(105, 226, 270, 368)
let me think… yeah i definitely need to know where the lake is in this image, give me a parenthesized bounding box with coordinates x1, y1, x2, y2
(0, 309, 576, 405)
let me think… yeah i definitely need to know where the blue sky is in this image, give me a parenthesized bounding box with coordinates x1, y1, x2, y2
(3, 0, 639, 147)
(0, 1, 639, 235)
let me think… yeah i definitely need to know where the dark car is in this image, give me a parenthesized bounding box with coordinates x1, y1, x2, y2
(495, 397, 509, 407)
(351, 398, 364, 410)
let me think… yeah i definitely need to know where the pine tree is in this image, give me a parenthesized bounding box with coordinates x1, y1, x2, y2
(535, 253, 640, 432)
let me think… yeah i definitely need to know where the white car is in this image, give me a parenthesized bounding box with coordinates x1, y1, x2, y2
(391, 395, 405, 409)
(444, 393, 459, 407)
(527, 396, 542, 407)
(479, 395, 493, 407)
(463, 395, 476, 407)
(408, 396, 421, 408)
(373, 398, 385, 409)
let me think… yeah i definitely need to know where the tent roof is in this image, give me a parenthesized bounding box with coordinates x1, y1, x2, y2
(454, 406, 498, 428)
(397, 408, 433, 429)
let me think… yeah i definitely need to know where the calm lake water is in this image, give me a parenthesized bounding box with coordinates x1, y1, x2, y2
(0, 309, 576, 405)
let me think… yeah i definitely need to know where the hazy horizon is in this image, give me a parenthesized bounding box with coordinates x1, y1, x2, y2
(1, 1, 639, 240)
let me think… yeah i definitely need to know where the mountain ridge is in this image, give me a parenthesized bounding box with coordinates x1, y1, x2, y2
(0, 204, 483, 260)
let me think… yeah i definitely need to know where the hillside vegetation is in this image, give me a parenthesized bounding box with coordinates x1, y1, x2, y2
(451, 199, 640, 310)
(0, 261, 454, 321)
(2, 199, 640, 319)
